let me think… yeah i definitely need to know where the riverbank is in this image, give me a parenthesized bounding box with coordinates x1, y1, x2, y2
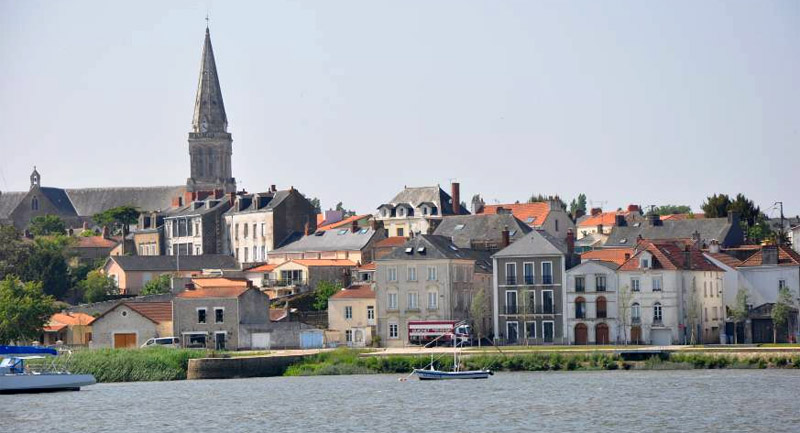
(283, 348, 800, 376)
(64, 348, 211, 382)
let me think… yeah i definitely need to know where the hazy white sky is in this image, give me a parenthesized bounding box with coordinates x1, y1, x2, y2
(1, 1, 798, 217)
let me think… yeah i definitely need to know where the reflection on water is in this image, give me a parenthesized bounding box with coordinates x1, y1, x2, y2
(2, 370, 800, 433)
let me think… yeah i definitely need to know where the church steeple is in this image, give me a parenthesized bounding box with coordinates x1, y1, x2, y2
(192, 27, 228, 134)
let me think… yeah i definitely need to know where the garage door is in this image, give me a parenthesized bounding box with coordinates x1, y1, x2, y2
(651, 329, 671, 346)
(251, 333, 271, 350)
(114, 333, 137, 348)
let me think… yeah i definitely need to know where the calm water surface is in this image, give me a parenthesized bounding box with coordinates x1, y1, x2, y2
(3, 370, 799, 433)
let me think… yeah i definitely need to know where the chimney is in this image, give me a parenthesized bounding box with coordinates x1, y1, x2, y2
(171, 196, 183, 208)
(271, 184, 277, 193)
(227, 192, 236, 207)
(762, 245, 779, 265)
(304, 221, 310, 236)
(597, 224, 604, 234)
(709, 239, 721, 254)
(68, 228, 74, 236)
(213, 188, 223, 199)
(566, 229, 575, 257)
(501, 226, 510, 248)
(591, 208, 602, 217)
(615, 214, 627, 227)
(727, 211, 740, 225)
(184, 191, 196, 204)
(627, 204, 640, 213)
(624, 253, 631, 261)
(451, 182, 461, 215)
(184, 282, 195, 291)
(351, 219, 359, 233)
(101, 225, 109, 239)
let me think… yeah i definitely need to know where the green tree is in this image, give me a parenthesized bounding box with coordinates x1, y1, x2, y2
(701, 194, 732, 218)
(29, 215, 66, 236)
(469, 287, 488, 347)
(0, 225, 33, 280)
(80, 270, 119, 303)
(730, 288, 750, 344)
(313, 280, 342, 311)
(771, 286, 794, 344)
(653, 205, 692, 216)
(334, 202, 356, 217)
(21, 235, 76, 300)
(308, 197, 322, 214)
(141, 274, 172, 296)
(568, 193, 587, 219)
(701, 193, 773, 243)
(0, 276, 56, 344)
(93, 205, 139, 234)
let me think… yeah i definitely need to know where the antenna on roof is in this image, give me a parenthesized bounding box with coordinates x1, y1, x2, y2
(590, 200, 608, 209)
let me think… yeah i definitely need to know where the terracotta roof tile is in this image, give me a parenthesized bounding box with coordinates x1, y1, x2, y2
(317, 214, 371, 231)
(192, 277, 250, 289)
(176, 287, 251, 299)
(739, 246, 800, 267)
(358, 262, 376, 270)
(578, 212, 621, 228)
(580, 248, 634, 266)
(706, 252, 743, 268)
(286, 259, 358, 267)
(75, 236, 119, 248)
(660, 213, 706, 221)
(49, 312, 95, 326)
(330, 284, 375, 299)
(245, 263, 277, 273)
(125, 302, 173, 323)
(375, 237, 408, 247)
(478, 203, 550, 227)
(619, 242, 723, 272)
(270, 308, 288, 322)
(44, 324, 67, 332)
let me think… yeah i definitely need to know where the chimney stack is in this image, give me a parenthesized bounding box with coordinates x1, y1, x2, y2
(566, 229, 575, 257)
(352, 219, 359, 233)
(597, 224, 604, 234)
(227, 192, 236, 207)
(184, 282, 195, 291)
(304, 221, 310, 236)
(615, 214, 627, 227)
(451, 182, 461, 215)
(82, 221, 89, 230)
(270, 184, 277, 193)
(591, 208, 603, 217)
(501, 226, 510, 248)
(624, 253, 631, 261)
(648, 213, 661, 226)
(101, 225, 109, 239)
(709, 239, 721, 254)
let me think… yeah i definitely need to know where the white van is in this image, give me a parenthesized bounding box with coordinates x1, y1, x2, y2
(140, 337, 180, 348)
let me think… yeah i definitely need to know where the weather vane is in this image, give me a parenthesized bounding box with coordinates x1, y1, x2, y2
(205, 13, 209, 27)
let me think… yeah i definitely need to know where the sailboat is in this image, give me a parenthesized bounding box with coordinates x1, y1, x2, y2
(411, 325, 493, 380)
(0, 346, 96, 393)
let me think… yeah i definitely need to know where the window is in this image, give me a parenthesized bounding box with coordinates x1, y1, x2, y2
(197, 308, 207, 324)
(704, 281, 707, 297)
(523, 262, 534, 284)
(388, 293, 398, 310)
(779, 279, 787, 290)
(407, 267, 417, 281)
(505, 263, 517, 285)
(631, 303, 641, 323)
(428, 292, 438, 309)
(454, 224, 466, 231)
(653, 302, 662, 323)
(542, 262, 553, 284)
(243, 223, 249, 238)
(506, 321, 519, 343)
(396, 228, 404, 237)
(261, 223, 266, 237)
(505, 290, 518, 314)
(389, 323, 399, 339)
(712, 306, 718, 321)
(525, 321, 536, 339)
(555, 219, 559, 232)
(427, 266, 437, 281)
(367, 306, 375, 320)
(575, 297, 586, 319)
(631, 278, 640, 292)
(345, 306, 353, 319)
(252, 224, 257, 240)
(31, 196, 39, 211)
(387, 267, 397, 281)
(596, 275, 607, 292)
(215, 308, 224, 323)
(597, 296, 607, 318)
(652, 276, 663, 292)
(345, 330, 353, 343)
(641, 258, 649, 269)
(542, 321, 555, 343)
(704, 307, 708, 322)
(235, 223, 239, 240)
(244, 247, 249, 263)
(407, 292, 419, 310)
(575, 276, 585, 292)
(542, 290, 554, 314)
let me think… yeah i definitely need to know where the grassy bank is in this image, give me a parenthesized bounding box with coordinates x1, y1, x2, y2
(284, 349, 800, 376)
(63, 348, 210, 382)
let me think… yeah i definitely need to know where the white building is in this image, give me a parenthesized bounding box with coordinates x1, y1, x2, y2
(566, 260, 619, 345)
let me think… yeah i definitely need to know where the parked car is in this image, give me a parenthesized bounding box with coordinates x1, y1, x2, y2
(140, 337, 180, 348)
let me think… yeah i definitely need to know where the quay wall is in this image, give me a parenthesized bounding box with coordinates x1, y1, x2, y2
(187, 354, 308, 380)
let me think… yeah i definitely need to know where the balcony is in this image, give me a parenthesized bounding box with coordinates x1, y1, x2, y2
(262, 278, 308, 288)
(524, 275, 535, 285)
(652, 319, 665, 327)
(506, 276, 556, 286)
(597, 310, 607, 319)
(596, 285, 607, 292)
(576, 311, 586, 319)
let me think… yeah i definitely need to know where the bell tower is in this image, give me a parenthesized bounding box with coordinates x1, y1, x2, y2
(186, 27, 236, 194)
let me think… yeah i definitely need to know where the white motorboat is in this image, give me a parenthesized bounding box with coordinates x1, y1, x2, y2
(0, 346, 96, 393)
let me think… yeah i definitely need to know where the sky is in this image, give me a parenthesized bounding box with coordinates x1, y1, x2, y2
(1, 1, 798, 218)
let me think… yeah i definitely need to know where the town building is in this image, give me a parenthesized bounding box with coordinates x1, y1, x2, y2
(432, 213, 531, 250)
(375, 234, 492, 347)
(575, 206, 643, 240)
(316, 214, 372, 232)
(164, 194, 232, 256)
(172, 280, 271, 350)
(90, 302, 173, 349)
(580, 248, 634, 266)
(327, 284, 376, 347)
(474, 198, 575, 242)
(102, 254, 238, 295)
(372, 237, 408, 260)
(42, 312, 95, 346)
(223, 187, 318, 266)
(376, 183, 469, 238)
(604, 212, 745, 248)
(566, 260, 619, 345)
(618, 242, 725, 345)
(265, 259, 358, 299)
(267, 221, 384, 265)
(492, 229, 575, 345)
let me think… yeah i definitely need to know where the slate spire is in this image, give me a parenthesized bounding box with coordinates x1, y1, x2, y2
(192, 27, 228, 134)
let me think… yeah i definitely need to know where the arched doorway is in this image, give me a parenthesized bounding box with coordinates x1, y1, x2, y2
(630, 326, 642, 345)
(575, 323, 588, 345)
(596, 323, 610, 345)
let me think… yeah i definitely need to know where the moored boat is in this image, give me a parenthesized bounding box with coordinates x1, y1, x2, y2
(0, 346, 96, 393)
(409, 321, 493, 381)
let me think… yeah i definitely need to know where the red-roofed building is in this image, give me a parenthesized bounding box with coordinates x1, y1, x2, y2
(618, 241, 725, 345)
(328, 284, 376, 347)
(475, 198, 575, 241)
(576, 205, 643, 240)
(90, 302, 174, 349)
(580, 248, 634, 266)
(317, 214, 372, 232)
(373, 236, 408, 260)
(262, 259, 359, 299)
(42, 312, 95, 346)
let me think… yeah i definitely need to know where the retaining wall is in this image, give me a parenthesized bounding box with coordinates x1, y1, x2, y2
(187, 354, 308, 380)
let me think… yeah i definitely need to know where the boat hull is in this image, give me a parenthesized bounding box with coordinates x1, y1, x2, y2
(413, 369, 492, 380)
(0, 374, 96, 394)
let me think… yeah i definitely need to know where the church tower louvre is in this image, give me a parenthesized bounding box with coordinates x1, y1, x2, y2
(186, 26, 236, 194)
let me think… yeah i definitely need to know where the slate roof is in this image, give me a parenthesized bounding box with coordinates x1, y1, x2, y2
(278, 259, 358, 268)
(271, 227, 378, 253)
(604, 217, 742, 247)
(433, 214, 532, 249)
(380, 186, 469, 215)
(167, 198, 231, 218)
(65, 186, 185, 215)
(619, 242, 723, 272)
(378, 235, 493, 272)
(40, 187, 78, 215)
(492, 229, 569, 258)
(478, 203, 550, 227)
(0, 191, 26, 219)
(109, 254, 238, 271)
(225, 190, 292, 215)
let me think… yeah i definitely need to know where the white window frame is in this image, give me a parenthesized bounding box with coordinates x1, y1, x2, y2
(214, 307, 224, 324)
(345, 329, 353, 343)
(387, 267, 397, 282)
(506, 321, 519, 342)
(387, 292, 398, 310)
(653, 302, 663, 322)
(505, 262, 517, 285)
(652, 276, 663, 292)
(542, 289, 554, 313)
(367, 306, 375, 320)
(427, 266, 437, 281)
(407, 266, 417, 281)
(388, 323, 399, 339)
(407, 292, 419, 310)
(345, 306, 353, 320)
(631, 277, 640, 292)
(505, 290, 518, 314)
(525, 321, 537, 339)
(542, 320, 555, 343)
(541, 261, 553, 284)
(428, 291, 438, 310)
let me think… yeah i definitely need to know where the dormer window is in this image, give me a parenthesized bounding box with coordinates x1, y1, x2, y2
(641, 258, 649, 269)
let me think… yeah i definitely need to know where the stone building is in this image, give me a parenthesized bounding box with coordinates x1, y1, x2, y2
(103, 254, 238, 295)
(375, 183, 469, 238)
(474, 198, 576, 242)
(164, 195, 232, 256)
(565, 260, 619, 345)
(90, 302, 173, 349)
(266, 219, 384, 266)
(327, 284, 377, 347)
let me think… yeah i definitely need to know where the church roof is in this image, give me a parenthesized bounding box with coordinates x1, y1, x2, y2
(65, 186, 185, 215)
(0, 192, 26, 219)
(192, 28, 227, 134)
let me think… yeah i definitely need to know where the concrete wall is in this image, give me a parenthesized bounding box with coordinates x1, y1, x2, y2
(187, 354, 308, 379)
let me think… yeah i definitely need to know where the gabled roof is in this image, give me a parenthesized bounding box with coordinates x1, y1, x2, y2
(330, 284, 375, 299)
(577, 211, 620, 228)
(492, 229, 568, 258)
(432, 214, 532, 249)
(244, 263, 277, 273)
(705, 252, 743, 269)
(378, 235, 493, 272)
(479, 202, 550, 227)
(605, 217, 742, 248)
(739, 246, 800, 267)
(176, 286, 251, 299)
(166, 198, 231, 218)
(65, 186, 185, 215)
(619, 242, 723, 272)
(317, 214, 371, 231)
(568, 260, 619, 273)
(0, 191, 26, 219)
(39, 187, 78, 216)
(381, 186, 469, 215)
(192, 277, 249, 289)
(271, 227, 378, 254)
(225, 190, 295, 215)
(108, 254, 238, 272)
(125, 302, 173, 323)
(75, 236, 119, 248)
(580, 248, 634, 266)
(49, 312, 95, 326)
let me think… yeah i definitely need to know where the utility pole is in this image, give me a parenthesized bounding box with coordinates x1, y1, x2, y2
(775, 201, 785, 246)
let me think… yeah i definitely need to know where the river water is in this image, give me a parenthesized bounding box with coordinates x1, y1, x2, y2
(2, 370, 799, 433)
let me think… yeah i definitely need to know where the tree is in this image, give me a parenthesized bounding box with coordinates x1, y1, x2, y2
(0, 276, 56, 344)
(334, 202, 356, 217)
(0, 225, 33, 280)
(701, 193, 773, 244)
(653, 205, 692, 216)
(313, 280, 342, 311)
(701, 194, 732, 218)
(730, 288, 750, 344)
(93, 205, 139, 234)
(469, 287, 489, 347)
(80, 270, 119, 303)
(771, 286, 794, 344)
(29, 215, 66, 236)
(141, 274, 172, 296)
(308, 197, 322, 214)
(21, 235, 76, 300)
(568, 193, 587, 220)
